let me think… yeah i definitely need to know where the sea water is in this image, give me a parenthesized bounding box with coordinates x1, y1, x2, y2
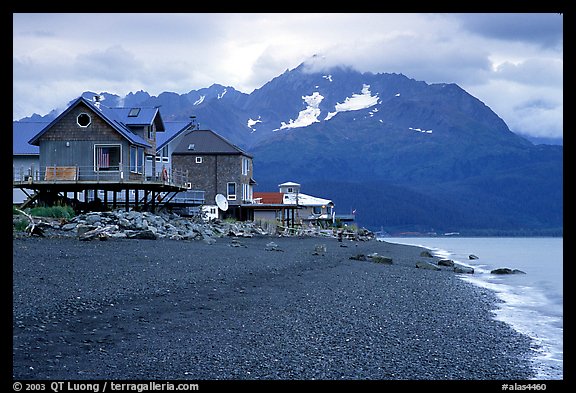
(377, 237, 563, 380)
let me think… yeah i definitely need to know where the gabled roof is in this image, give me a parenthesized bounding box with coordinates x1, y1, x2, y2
(172, 129, 253, 158)
(13, 121, 48, 155)
(27, 96, 162, 148)
(157, 121, 196, 151)
(102, 106, 165, 131)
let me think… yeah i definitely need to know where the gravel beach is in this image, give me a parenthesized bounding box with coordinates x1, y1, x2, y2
(12, 235, 536, 380)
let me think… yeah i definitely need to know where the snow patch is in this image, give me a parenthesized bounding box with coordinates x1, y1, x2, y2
(325, 84, 379, 121)
(409, 127, 433, 134)
(193, 95, 205, 105)
(323, 75, 333, 82)
(218, 89, 227, 99)
(274, 92, 324, 131)
(247, 116, 262, 133)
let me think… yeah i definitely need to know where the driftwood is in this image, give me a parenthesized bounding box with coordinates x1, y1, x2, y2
(78, 225, 119, 241)
(15, 209, 44, 237)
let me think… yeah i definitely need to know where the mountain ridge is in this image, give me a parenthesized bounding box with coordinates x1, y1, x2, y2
(14, 62, 563, 234)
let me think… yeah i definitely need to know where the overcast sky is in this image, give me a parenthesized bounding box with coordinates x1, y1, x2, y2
(13, 13, 563, 140)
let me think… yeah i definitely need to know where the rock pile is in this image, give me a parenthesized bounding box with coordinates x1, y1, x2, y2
(13, 210, 374, 244)
(13, 210, 269, 242)
(14, 210, 376, 243)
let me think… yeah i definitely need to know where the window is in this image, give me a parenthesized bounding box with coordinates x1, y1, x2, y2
(242, 183, 252, 202)
(130, 146, 145, 173)
(196, 157, 203, 164)
(95, 144, 121, 171)
(287, 187, 294, 193)
(77, 113, 91, 127)
(128, 108, 141, 117)
(227, 182, 236, 200)
(242, 157, 249, 175)
(313, 206, 322, 215)
(156, 145, 169, 163)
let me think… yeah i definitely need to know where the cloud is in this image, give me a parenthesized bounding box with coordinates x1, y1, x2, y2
(12, 13, 563, 141)
(452, 13, 563, 49)
(493, 58, 563, 87)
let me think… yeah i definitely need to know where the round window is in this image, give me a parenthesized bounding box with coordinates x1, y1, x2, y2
(77, 113, 91, 127)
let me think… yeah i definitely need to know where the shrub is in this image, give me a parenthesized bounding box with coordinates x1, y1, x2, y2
(29, 205, 75, 219)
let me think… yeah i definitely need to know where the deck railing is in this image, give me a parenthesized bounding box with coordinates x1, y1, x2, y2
(13, 165, 189, 188)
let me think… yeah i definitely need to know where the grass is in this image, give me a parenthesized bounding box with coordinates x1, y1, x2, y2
(13, 204, 75, 219)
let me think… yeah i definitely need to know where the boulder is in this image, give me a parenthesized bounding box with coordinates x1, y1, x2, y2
(420, 250, 434, 258)
(371, 255, 393, 264)
(438, 259, 455, 267)
(416, 261, 440, 271)
(491, 268, 526, 275)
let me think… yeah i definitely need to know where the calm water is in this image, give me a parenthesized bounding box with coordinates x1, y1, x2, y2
(378, 237, 563, 380)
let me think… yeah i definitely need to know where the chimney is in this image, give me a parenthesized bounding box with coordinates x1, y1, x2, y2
(93, 95, 103, 109)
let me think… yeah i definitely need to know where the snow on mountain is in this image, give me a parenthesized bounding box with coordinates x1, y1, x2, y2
(247, 116, 262, 133)
(409, 127, 433, 134)
(275, 92, 324, 131)
(267, 83, 382, 132)
(193, 95, 205, 105)
(325, 84, 379, 121)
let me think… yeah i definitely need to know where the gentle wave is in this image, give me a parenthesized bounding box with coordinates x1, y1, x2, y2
(378, 237, 563, 380)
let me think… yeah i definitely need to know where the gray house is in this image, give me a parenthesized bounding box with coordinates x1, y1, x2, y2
(27, 96, 164, 182)
(170, 129, 256, 220)
(16, 96, 188, 211)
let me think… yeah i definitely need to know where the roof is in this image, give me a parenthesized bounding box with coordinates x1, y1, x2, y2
(253, 192, 284, 204)
(27, 96, 162, 148)
(172, 129, 253, 157)
(157, 121, 195, 151)
(283, 192, 333, 207)
(279, 181, 301, 187)
(100, 105, 165, 132)
(13, 121, 48, 155)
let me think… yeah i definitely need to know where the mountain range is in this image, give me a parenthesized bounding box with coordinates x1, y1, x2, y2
(19, 61, 563, 235)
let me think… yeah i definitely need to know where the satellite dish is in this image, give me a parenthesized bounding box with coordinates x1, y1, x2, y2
(215, 194, 229, 211)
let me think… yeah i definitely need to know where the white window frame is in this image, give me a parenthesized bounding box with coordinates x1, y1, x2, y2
(156, 145, 169, 163)
(196, 156, 203, 164)
(77, 113, 91, 127)
(94, 144, 121, 172)
(130, 146, 145, 174)
(227, 182, 237, 200)
(242, 157, 249, 175)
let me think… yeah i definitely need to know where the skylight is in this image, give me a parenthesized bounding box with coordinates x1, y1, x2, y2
(128, 108, 141, 117)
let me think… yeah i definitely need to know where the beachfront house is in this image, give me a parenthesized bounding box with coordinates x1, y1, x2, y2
(252, 181, 336, 228)
(27, 95, 165, 182)
(170, 129, 256, 220)
(15, 95, 192, 211)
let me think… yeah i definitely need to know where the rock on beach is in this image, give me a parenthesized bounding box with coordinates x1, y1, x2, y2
(12, 234, 536, 381)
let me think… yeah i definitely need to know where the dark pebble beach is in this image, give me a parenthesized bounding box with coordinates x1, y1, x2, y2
(12, 235, 536, 381)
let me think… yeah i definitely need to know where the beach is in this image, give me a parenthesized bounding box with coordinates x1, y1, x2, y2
(12, 235, 536, 380)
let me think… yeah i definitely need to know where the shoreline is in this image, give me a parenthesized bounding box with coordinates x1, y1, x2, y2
(13, 235, 536, 380)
